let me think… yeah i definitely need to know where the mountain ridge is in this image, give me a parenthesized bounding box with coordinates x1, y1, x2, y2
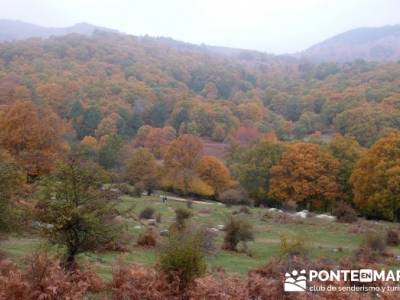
(302, 24, 400, 62)
(1, 19, 400, 62)
(0, 19, 118, 41)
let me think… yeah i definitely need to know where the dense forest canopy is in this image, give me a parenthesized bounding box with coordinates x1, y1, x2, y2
(0, 30, 400, 222)
(0, 32, 399, 147)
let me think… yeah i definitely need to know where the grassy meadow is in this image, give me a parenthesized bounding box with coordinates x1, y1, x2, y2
(2, 193, 400, 281)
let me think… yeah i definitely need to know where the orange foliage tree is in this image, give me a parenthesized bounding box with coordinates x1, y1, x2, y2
(163, 134, 203, 195)
(351, 133, 400, 221)
(269, 143, 340, 211)
(0, 101, 66, 180)
(126, 148, 159, 194)
(135, 125, 176, 158)
(197, 155, 232, 197)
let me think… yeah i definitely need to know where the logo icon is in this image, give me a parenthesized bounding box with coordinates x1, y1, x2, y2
(359, 269, 373, 283)
(284, 270, 307, 292)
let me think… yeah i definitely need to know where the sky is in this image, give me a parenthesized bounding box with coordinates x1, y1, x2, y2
(1, 0, 399, 54)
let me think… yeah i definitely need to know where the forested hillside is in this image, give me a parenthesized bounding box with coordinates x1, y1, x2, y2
(2, 22, 400, 300)
(1, 31, 399, 145)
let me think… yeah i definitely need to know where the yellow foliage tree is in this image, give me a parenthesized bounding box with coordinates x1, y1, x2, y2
(269, 143, 340, 211)
(197, 155, 232, 197)
(0, 101, 66, 180)
(351, 134, 400, 221)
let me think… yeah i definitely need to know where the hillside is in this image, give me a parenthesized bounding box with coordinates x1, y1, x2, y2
(0, 19, 117, 41)
(0, 31, 399, 149)
(303, 25, 400, 62)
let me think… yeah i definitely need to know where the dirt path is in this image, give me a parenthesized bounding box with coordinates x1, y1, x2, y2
(160, 195, 221, 206)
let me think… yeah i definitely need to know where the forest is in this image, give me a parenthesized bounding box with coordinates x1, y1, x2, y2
(1, 31, 400, 299)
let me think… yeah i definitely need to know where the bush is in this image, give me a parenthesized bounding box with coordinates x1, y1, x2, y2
(158, 234, 206, 290)
(279, 235, 308, 258)
(137, 227, 157, 247)
(356, 233, 387, 262)
(174, 208, 192, 230)
(133, 182, 145, 197)
(111, 263, 177, 299)
(195, 226, 218, 255)
(363, 233, 387, 254)
(117, 183, 135, 196)
(222, 216, 254, 252)
(333, 201, 358, 223)
(386, 229, 400, 246)
(219, 189, 251, 206)
(0, 252, 103, 299)
(139, 207, 155, 220)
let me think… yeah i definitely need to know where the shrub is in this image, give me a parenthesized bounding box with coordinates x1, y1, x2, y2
(333, 201, 358, 223)
(137, 227, 157, 247)
(139, 207, 155, 220)
(222, 216, 254, 251)
(0, 252, 103, 299)
(195, 226, 218, 255)
(117, 183, 135, 196)
(219, 189, 251, 206)
(356, 233, 387, 262)
(363, 233, 387, 254)
(111, 263, 177, 299)
(133, 182, 145, 197)
(386, 229, 400, 246)
(189, 272, 248, 299)
(279, 235, 308, 258)
(174, 208, 192, 230)
(158, 234, 206, 290)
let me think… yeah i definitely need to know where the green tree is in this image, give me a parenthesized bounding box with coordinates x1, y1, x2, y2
(148, 100, 168, 127)
(0, 149, 24, 232)
(126, 148, 158, 195)
(36, 157, 120, 268)
(69, 100, 84, 119)
(98, 134, 124, 169)
(328, 134, 364, 203)
(77, 106, 103, 139)
(230, 140, 286, 206)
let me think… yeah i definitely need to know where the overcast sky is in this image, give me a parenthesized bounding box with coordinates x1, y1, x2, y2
(1, 0, 399, 54)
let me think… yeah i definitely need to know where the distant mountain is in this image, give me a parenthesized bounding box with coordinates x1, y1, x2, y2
(0, 19, 118, 42)
(0, 19, 280, 63)
(302, 25, 400, 62)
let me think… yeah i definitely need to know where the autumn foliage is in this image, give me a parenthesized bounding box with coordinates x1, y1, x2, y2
(0, 101, 66, 179)
(351, 133, 400, 221)
(269, 143, 340, 210)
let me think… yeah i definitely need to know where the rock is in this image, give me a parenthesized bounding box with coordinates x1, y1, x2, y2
(160, 229, 169, 236)
(293, 210, 308, 219)
(134, 225, 142, 229)
(315, 214, 336, 221)
(208, 228, 219, 233)
(147, 219, 157, 226)
(216, 224, 225, 230)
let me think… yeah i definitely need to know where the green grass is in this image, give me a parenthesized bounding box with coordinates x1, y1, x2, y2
(1, 193, 398, 280)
